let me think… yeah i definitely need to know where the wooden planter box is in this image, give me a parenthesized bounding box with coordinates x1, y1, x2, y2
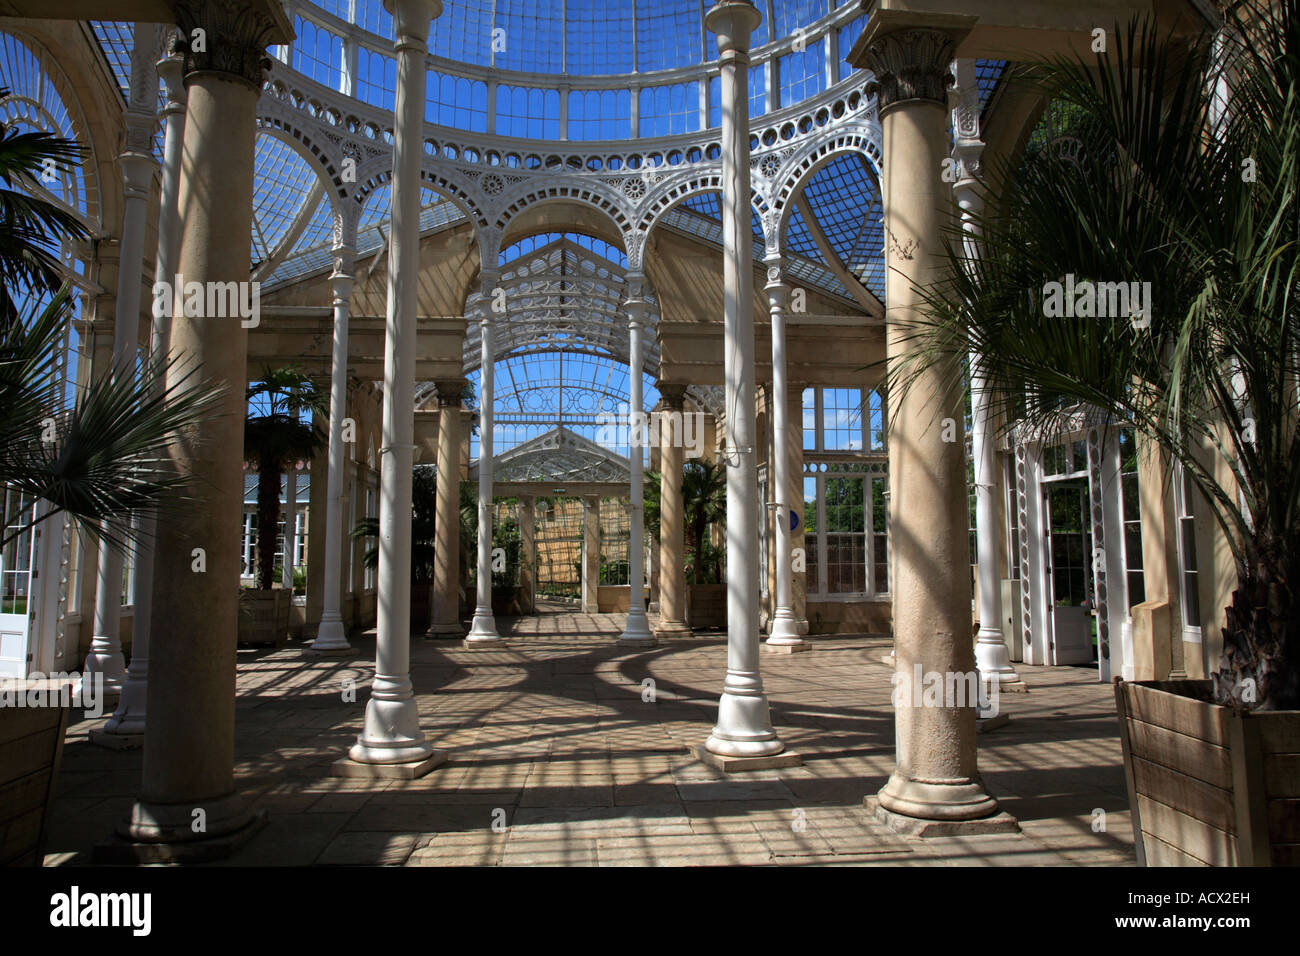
(0, 686, 72, 866)
(1114, 679, 1300, 866)
(238, 588, 291, 647)
(687, 583, 727, 630)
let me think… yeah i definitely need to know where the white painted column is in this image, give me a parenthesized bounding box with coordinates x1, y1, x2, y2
(86, 23, 161, 697)
(951, 59, 1019, 686)
(764, 258, 805, 649)
(467, 291, 503, 643)
(311, 243, 356, 654)
(619, 289, 654, 646)
(703, 0, 785, 760)
(97, 31, 181, 744)
(345, 0, 442, 770)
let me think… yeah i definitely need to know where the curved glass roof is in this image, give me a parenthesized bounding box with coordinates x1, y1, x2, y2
(310, 0, 853, 76)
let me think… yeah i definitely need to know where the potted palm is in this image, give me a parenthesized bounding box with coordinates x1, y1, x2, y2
(240, 366, 325, 645)
(895, 4, 1299, 864)
(682, 459, 727, 628)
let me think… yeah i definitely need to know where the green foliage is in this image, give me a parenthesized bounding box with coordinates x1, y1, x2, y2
(246, 366, 326, 589)
(353, 464, 440, 583)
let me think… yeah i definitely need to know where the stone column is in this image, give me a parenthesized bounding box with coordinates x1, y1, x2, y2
(309, 247, 356, 654)
(518, 495, 535, 614)
(951, 57, 1019, 688)
(702, 0, 787, 763)
(763, 259, 807, 651)
(852, 12, 1002, 825)
(86, 23, 161, 697)
(654, 385, 691, 638)
(429, 379, 465, 636)
(341, 0, 444, 775)
(619, 288, 654, 646)
(582, 494, 600, 613)
(466, 301, 503, 643)
(96, 31, 183, 747)
(125, 1, 291, 850)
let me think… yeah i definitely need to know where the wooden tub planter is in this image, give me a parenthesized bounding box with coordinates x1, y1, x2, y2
(1114, 679, 1300, 866)
(0, 683, 72, 866)
(237, 588, 291, 647)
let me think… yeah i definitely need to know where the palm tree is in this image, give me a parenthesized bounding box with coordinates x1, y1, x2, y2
(642, 468, 662, 539)
(683, 459, 726, 584)
(892, 2, 1300, 709)
(0, 98, 219, 549)
(354, 464, 439, 582)
(244, 366, 326, 589)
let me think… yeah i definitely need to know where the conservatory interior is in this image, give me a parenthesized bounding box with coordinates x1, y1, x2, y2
(0, 0, 1286, 869)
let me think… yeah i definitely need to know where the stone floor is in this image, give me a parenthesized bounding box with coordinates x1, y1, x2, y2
(45, 603, 1137, 866)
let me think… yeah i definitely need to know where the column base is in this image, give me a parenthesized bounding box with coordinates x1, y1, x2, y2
(689, 743, 801, 773)
(764, 640, 812, 654)
(465, 610, 500, 643)
(310, 617, 352, 654)
(706, 682, 785, 758)
(875, 770, 1001, 822)
(618, 609, 655, 647)
(794, 618, 809, 635)
(653, 622, 693, 640)
(867, 797, 1019, 837)
(332, 749, 447, 780)
(119, 790, 259, 846)
(98, 809, 268, 864)
(84, 651, 126, 696)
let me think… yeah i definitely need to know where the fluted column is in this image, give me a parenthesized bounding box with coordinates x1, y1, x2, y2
(851, 13, 1002, 824)
(654, 384, 691, 639)
(309, 244, 356, 654)
(86, 23, 160, 697)
(619, 288, 654, 646)
(952, 58, 1020, 687)
(467, 282, 503, 643)
(702, 0, 786, 762)
(764, 258, 807, 650)
(342, 0, 443, 774)
(429, 379, 465, 636)
(125, 0, 292, 849)
(95, 31, 182, 747)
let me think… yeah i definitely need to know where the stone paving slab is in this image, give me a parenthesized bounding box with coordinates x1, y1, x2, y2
(44, 602, 1136, 866)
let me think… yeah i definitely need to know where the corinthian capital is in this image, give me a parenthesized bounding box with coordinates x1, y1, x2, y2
(170, 0, 293, 89)
(848, 11, 974, 115)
